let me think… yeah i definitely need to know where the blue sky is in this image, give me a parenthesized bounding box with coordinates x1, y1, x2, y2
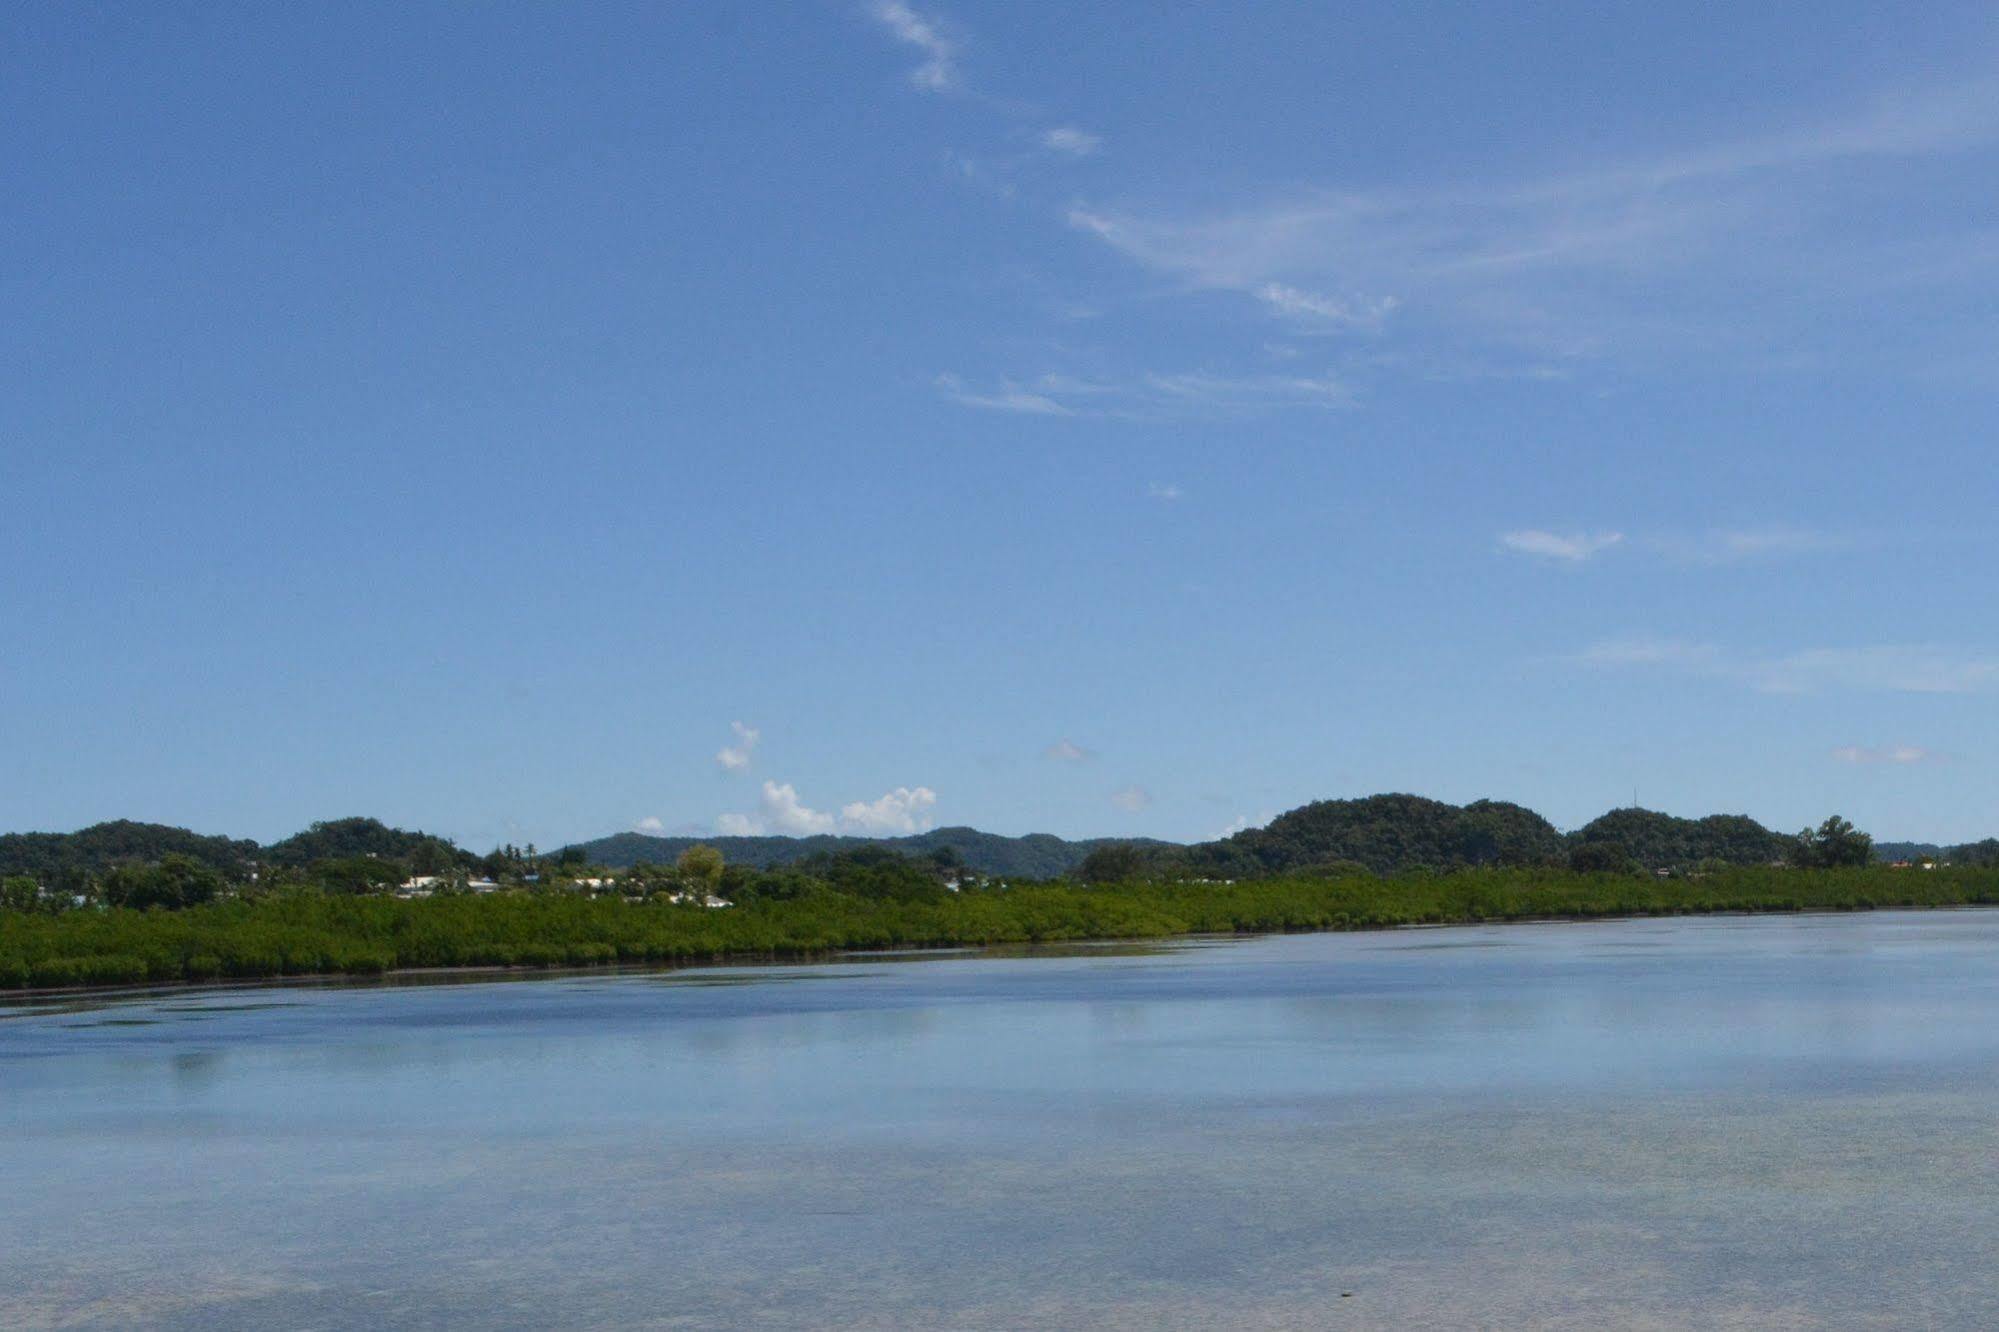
(7, 1, 1999, 849)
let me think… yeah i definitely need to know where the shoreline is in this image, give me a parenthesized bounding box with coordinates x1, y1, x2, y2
(8, 897, 1995, 1006)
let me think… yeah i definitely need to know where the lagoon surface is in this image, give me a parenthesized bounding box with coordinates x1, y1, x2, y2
(6, 911, 1999, 1329)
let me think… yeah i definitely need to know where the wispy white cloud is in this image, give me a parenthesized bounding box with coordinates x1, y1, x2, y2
(1644, 528, 1849, 564)
(839, 786, 939, 834)
(1145, 369, 1352, 409)
(1500, 529, 1625, 562)
(943, 152, 1018, 200)
(1042, 126, 1102, 157)
(1503, 525, 1855, 565)
(1832, 744, 1943, 765)
(1110, 785, 1153, 812)
(1147, 481, 1183, 502)
(1756, 647, 1999, 695)
(714, 720, 760, 773)
(1256, 282, 1399, 330)
(1575, 638, 1999, 694)
(1064, 70, 1999, 372)
(935, 372, 1072, 415)
(1575, 638, 1727, 670)
(1043, 738, 1094, 762)
(937, 368, 1349, 420)
(870, 1, 958, 91)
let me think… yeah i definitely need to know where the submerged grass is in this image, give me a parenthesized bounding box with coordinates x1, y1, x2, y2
(5, 867, 1999, 991)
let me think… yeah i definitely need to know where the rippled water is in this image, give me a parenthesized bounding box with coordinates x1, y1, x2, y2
(6, 911, 1999, 1328)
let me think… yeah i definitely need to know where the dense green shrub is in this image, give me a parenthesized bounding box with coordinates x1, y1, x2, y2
(4, 866, 1999, 991)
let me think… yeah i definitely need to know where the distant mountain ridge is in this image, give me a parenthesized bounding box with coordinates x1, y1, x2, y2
(4, 802, 1986, 885)
(563, 826, 1176, 879)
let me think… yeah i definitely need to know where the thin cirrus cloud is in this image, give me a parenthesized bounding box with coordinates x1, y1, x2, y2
(1643, 528, 1850, 564)
(1502, 526, 1848, 564)
(934, 373, 1072, 416)
(1043, 738, 1095, 762)
(1832, 744, 1943, 765)
(867, 5, 1103, 169)
(1575, 638, 1999, 695)
(937, 368, 1349, 419)
(1499, 529, 1625, 562)
(1256, 282, 1400, 330)
(717, 780, 938, 837)
(1063, 68, 1999, 377)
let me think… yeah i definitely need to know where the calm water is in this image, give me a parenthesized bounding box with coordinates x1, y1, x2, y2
(6, 911, 1999, 1329)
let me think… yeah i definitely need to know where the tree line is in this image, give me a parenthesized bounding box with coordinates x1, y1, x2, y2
(0, 797, 1903, 925)
(5, 860, 1997, 992)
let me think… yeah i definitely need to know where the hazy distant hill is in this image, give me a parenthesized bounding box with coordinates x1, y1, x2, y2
(561, 826, 1175, 878)
(1876, 839, 1999, 865)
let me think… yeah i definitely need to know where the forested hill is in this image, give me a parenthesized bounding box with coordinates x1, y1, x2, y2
(0, 818, 464, 885)
(1160, 796, 1799, 877)
(1173, 795, 1566, 877)
(0, 821, 261, 883)
(262, 817, 470, 869)
(563, 827, 1174, 878)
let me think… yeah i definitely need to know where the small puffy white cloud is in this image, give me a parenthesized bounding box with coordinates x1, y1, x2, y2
(839, 786, 939, 835)
(1147, 481, 1183, 502)
(1217, 811, 1274, 839)
(633, 817, 667, 834)
(1832, 744, 1941, 765)
(715, 720, 760, 773)
(719, 780, 938, 837)
(870, 1, 957, 91)
(718, 781, 837, 837)
(761, 782, 838, 835)
(1110, 785, 1153, 813)
(1043, 738, 1094, 762)
(1042, 126, 1102, 156)
(1500, 529, 1625, 562)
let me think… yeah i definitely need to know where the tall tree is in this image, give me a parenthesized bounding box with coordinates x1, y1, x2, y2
(1791, 815, 1873, 869)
